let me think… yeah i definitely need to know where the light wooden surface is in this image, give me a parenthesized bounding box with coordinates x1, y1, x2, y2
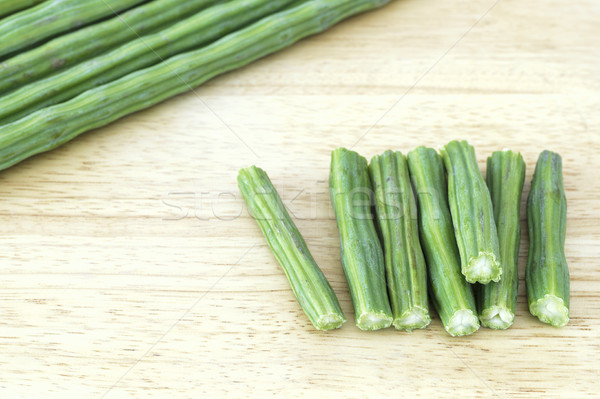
(1, 0, 599, 397)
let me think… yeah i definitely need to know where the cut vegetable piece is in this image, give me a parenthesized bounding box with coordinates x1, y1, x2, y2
(330, 148, 393, 330)
(0, 0, 221, 94)
(407, 146, 479, 337)
(526, 151, 570, 327)
(238, 166, 346, 331)
(0, 0, 146, 58)
(440, 140, 501, 284)
(0, 0, 297, 125)
(369, 150, 430, 331)
(0, 0, 391, 172)
(478, 150, 525, 329)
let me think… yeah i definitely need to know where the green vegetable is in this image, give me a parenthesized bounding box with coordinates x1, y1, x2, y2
(0, 0, 391, 172)
(238, 166, 346, 330)
(478, 150, 526, 329)
(330, 148, 392, 330)
(0, 0, 221, 94)
(0, 0, 45, 19)
(0, 0, 297, 125)
(526, 151, 570, 327)
(440, 140, 501, 284)
(0, 0, 146, 58)
(407, 147, 479, 337)
(369, 151, 430, 331)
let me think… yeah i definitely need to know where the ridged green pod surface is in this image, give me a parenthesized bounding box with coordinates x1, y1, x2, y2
(478, 150, 526, 329)
(0, 0, 45, 19)
(0, 0, 146, 58)
(330, 148, 393, 330)
(440, 140, 501, 284)
(369, 151, 430, 331)
(526, 151, 570, 327)
(0, 0, 298, 125)
(0, 0, 391, 171)
(238, 166, 346, 330)
(407, 147, 479, 337)
(0, 0, 221, 94)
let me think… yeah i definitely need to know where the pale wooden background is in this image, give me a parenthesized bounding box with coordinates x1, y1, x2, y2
(1, 0, 599, 397)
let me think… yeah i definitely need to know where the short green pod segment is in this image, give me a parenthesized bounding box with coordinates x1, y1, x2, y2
(526, 151, 570, 327)
(478, 150, 526, 329)
(369, 150, 430, 331)
(238, 166, 346, 330)
(407, 147, 479, 337)
(330, 147, 393, 331)
(440, 140, 502, 284)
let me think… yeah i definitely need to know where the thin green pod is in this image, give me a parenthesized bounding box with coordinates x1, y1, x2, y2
(238, 166, 346, 330)
(407, 147, 479, 337)
(0, 0, 222, 95)
(330, 148, 393, 330)
(0, 0, 297, 125)
(0, 0, 146, 58)
(0, 0, 45, 19)
(440, 140, 502, 284)
(478, 150, 526, 329)
(0, 0, 391, 172)
(526, 151, 570, 327)
(369, 151, 430, 331)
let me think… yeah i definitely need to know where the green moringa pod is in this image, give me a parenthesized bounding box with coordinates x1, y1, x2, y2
(526, 151, 570, 327)
(0, 0, 45, 19)
(0, 0, 147, 58)
(330, 148, 393, 330)
(0, 0, 391, 172)
(369, 151, 430, 331)
(0, 0, 298, 125)
(0, 0, 222, 95)
(238, 166, 346, 330)
(407, 147, 479, 337)
(440, 140, 502, 284)
(478, 150, 526, 329)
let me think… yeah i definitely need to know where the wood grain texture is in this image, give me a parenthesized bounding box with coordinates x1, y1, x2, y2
(0, 0, 598, 397)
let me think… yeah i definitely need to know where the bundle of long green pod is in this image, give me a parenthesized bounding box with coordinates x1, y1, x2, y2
(440, 140, 502, 284)
(0, 0, 146, 58)
(478, 150, 526, 329)
(330, 148, 393, 330)
(369, 151, 430, 331)
(0, 0, 391, 171)
(0, 0, 299, 125)
(407, 147, 479, 336)
(0, 0, 45, 19)
(238, 166, 346, 330)
(526, 151, 570, 327)
(0, 0, 222, 94)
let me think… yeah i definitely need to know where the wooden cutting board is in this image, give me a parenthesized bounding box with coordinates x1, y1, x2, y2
(1, 0, 598, 397)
